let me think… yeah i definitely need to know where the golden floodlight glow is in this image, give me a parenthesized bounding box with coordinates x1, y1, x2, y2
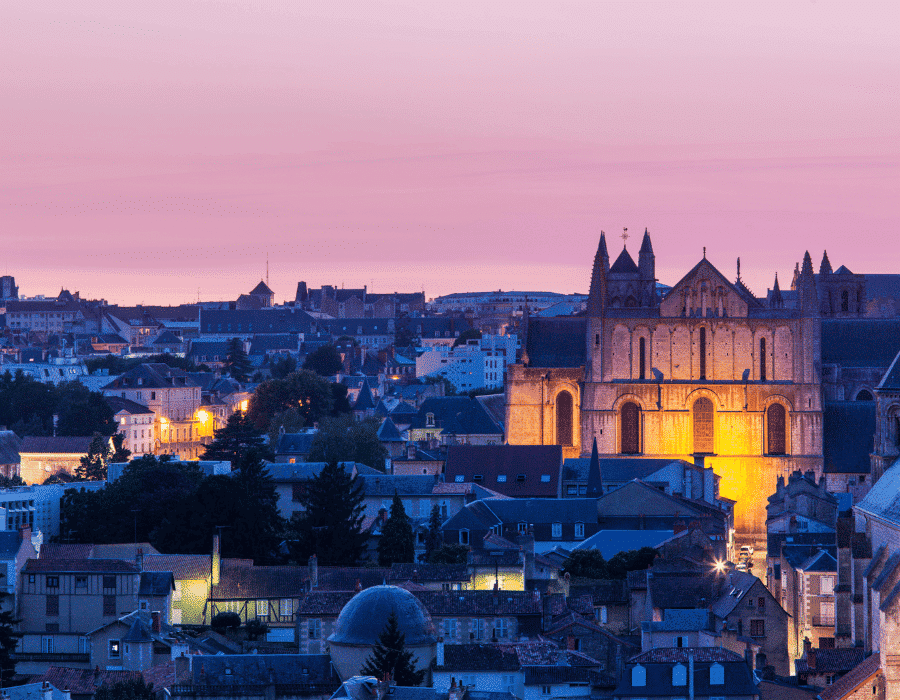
(240, 400, 249, 412)
(713, 560, 726, 574)
(197, 410, 209, 422)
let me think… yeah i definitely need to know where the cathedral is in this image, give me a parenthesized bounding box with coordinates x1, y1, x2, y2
(505, 230, 875, 536)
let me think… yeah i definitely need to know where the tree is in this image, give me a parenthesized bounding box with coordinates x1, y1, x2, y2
(76, 435, 110, 481)
(0, 592, 21, 685)
(606, 547, 658, 579)
(0, 475, 25, 489)
(360, 611, 426, 686)
(303, 345, 343, 376)
(307, 415, 388, 470)
(427, 544, 469, 565)
(560, 550, 609, 580)
(211, 611, 242, 631)
(452, 328, 482, 348)
(110, 433, 132, 463)
(288, 460, 367, 566)
(270, 354, 297, 380)
(266, 407, 305, 447)
(378, 493, 415, 566)
(202, 411, 272, 465)
(245, 618, 269, 640)
(94, 678, 156, 700)
(54, 382, 117, 437)
(247, 370, 337, 432)
(423, 504, 444, 562)
(225, 338, 252, 382)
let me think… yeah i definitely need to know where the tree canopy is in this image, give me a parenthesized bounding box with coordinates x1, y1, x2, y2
(202, 411, 272, 465)
(427, 544, 469, 565)
(0, 373, 115, 437)
(302, 345, 343, 376)
(0, 592, 20, 685)
(288, 460, 368, 566)
(560, 547, 658, 580)
(247, 370, 348, 432)
(94, 678, 156, 700)
(307, 415, 387, 471)
(225, 338, 252, 382)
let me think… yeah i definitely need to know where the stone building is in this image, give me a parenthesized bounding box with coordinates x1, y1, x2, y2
(507, 231, 829, 536)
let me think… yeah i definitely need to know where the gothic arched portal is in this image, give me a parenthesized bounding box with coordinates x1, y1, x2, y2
(693, 397, 714, 454)
(556, 390, 574, 446)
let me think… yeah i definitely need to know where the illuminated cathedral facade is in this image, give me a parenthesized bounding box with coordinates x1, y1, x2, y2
(506, 231, 826, 535)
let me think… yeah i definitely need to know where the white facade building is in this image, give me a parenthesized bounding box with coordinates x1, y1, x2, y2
(0, 482, 106, 538)
(416, 334, 518, 392)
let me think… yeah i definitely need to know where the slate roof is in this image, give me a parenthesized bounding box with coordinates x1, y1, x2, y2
(275, 432, 318, 455)
(354, 379, 376, 410)
(410, 398, 503, 437)
(101, 363, 200, 391)
(358, 474, 438, 496)
(296, 591, 356, 615)
(643, 609, 712, 633)
(142, 554, 212, 580)
(568, 580, 628, 604)
(574, 530, 673, 557)
(523, 317, 587, 368)
(880, 349, 900, 390)
(855, 458, 900, 526)
(798, 549, 838, 573)
(0, 430, 22, 464)
(451, 497, 599, 531)
(390, 563, 468, 583)
(152, 330, 182, 345)
(250, 281, 274, 296)
(0, 531, 23, 558)
(630, 647, 745, 664)
(821, 319, 900, 367)
(562, 457, 687, 483)
(416, 591, 543, 616)
(139, 571, 175, 596)
(105, 396, 153, 416)
(249, 334, 299, 353)
(445, 445, 562, 497)
(19, 436, 94, 454)
(314, 566, 392, 592)
(818, 653, 881, 700)
(377, 417, 404, 442)
(191, 654, 338, 688)
(188, 340, 231, 358)
(434, 643, 521, 672)
(823, 401, 875, 474)
(23, 558, 139, 573)
(199, 308, 319, 335)
(522, 667, 600, 685)
(609, 248, 639, 274)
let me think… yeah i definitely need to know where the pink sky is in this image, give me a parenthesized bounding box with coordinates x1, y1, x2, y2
(2, 1, 897, 305)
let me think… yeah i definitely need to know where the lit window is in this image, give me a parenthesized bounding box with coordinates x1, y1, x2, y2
(109, 639, 121, 659)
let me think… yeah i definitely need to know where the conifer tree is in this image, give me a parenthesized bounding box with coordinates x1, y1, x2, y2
(0, 592, 21, 685)
(202, 411, 271, 465)
(378, 493, 415, 566)
(76, 435, 110, 481)
(225, 338, 252, 382)
(360, 611, 426, 686)
(423, 504, 444, 562)
(289, 460, 367, 565)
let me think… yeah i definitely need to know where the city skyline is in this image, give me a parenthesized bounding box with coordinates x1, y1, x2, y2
(2, 1, 897, 305)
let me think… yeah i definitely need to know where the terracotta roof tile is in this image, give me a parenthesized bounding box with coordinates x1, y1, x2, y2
(818, 653, 881, 700)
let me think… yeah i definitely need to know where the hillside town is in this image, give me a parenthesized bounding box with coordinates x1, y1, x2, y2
(0, 238, 898, 700)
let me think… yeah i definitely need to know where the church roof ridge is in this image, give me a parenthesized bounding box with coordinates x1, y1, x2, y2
(610, 247, 639, 274)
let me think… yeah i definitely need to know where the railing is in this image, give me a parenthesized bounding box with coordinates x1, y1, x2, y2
(813, 616, 835, 627)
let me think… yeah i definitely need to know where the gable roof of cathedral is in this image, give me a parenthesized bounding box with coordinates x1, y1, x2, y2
(609, 247, 639, 274)
(835, 265, 853, 275)
(250, 280, 274, 296)
(661, 257, 763, 308)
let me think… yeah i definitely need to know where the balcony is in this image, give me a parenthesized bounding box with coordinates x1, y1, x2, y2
(812, 616, 835, 627)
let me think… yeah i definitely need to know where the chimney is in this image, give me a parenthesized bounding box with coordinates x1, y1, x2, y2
(151, 611, 161, 633)
(436, 638, 445, 666)
(308, 554, 318, 589)
(43, 682, 52, 700)
(808, 647, 817, 670)
(211, 533, 221, 587)
(175, 653, 191, 683)
(802, 637, 812, 661)
(566, 634, 576, 650)
(562, 571, 571, 598)
(136, 547, 144, 572)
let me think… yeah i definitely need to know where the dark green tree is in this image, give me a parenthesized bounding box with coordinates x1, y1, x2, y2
(266, 407, 305, 447)
(288, 460, 367, 566)
(423, 504, 444, 562)
(427, 544, 469, 565)
(378, 493, 415, 566)
(451, 328, 482, 348)
(302, 345, 343, 376)
(211, 611, 241, 631)
(270, 354, 297, 379)
(606, 547, 658, 579)
(93, 678, 156, 700)
(560, 550, 609, 580)
(0, 475, 25, 489)
(247, 370, 337, 432)
(0, 592, 21, 685)
(225, 338, 252, 382)
(76, 435, 110, 481)
(307, 415, 388, 470)
(202, 411, 272, 465)
(110, 433, 132, 463)
(360, 611, 426, 686)
(54, 382, 117, 437)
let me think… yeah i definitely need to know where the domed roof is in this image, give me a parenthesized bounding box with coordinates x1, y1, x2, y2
(328, 585, 436, 647)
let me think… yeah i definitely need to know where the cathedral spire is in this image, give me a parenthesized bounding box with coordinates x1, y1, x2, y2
(770, 272, 784, 309)
(820, 250, 833, 275)
(798, 251, 818, 314)
(639, 228, 653, 255)
(586, 437, 603, 498)
(587, 233, 609, 315)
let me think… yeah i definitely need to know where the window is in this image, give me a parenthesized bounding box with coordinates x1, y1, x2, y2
(473, 474, 484, 483)
(699, 327, 707, 380)
(759, 337, 767, 381)
(552, 523, 562, 538)
(78, 637, 89, 654)
(455, 475, 464, 483)
(46, 576, 59, 588)
(841, 290, 849, 312)
(256, 600, 269, 620)
(596, 605, 608, 624)
(556, 390, 573, 446)
(473, 619, 485, 640)
(42, 636, 55, 654)
(518, 522, 528, 534)
(308, 619, 321, 639)
(767, 403, 786, 455)
(750, 619, 765, 637)
(426, 413, 435, 428)
(46, 595, 59, 616)
(672, 663, 687, 686)
(693, 397, 714, 454)
(620, 401, 641, 454)
(566, 485, 578, 495)
(443, 618, 457, 640)
(821, 576, 835, 595)
(103, 575, 116, 591)
(710, 662, 725, 685)
(494, 618, 508, 638)
(109, 639, 121, 659)
(540, 474, 551, 482)
(104, 595, 116, 617)
(497, 475, 507, 483)
(575, 522, 585, 539)
(541, 686, 551, 696)
(632, 664, 646, 687)
(459, 530, 469, 545)
(673, 636, 687, 648)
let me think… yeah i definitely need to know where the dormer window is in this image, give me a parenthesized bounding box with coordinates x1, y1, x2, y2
(631, 665, 646, 687)
(473, 475, 483, 483)
(672, 663, 687, 686)
(710, 663, 724, 685)
(426, 413, 435, 428)
(516, 474, 526, 482)
(497, 475, 507, 483)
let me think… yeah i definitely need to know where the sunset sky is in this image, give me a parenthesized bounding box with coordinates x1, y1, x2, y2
(2, 1, 897, 305)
